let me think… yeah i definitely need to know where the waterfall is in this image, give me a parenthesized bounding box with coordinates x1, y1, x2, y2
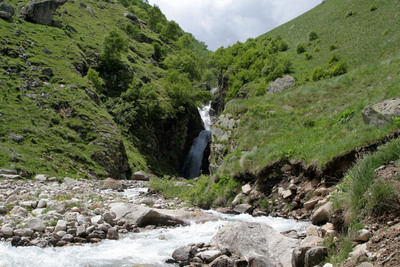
(181, 100, 213, 179)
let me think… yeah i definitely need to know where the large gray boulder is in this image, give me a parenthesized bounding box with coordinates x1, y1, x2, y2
(24, 218, 46, 232)
(210, 222, 299, 267)
(311, 202, 332, 225)
(19, 0, 67, 25)
(266, 75, 296, 95)
(0, 2, 14, 15)
(362, 98, 400, 127)
(109, 203, 186, 227)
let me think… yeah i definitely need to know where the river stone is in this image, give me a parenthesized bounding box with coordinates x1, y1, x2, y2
(197, 249, 222, 263)
(47, 200, 66, 213)
(14, 228, 33, 237)
(304, 246, 327, 267)
(76, 225, 86, 237)
(210, 255, 234, 267)
(304, 197, 319, 210)
(55, 220, 67, 233)
(266, 75, 296, 95)
(131, 171, 150, 181)
(19, 0, 67, 25)
(61, 233, 74, 242)
(103, 178, 124, 190)
(311, 202, 332, 225)
(1, 226, 14, 237)
(37, 199, 48, 208)
(25, 218, 46, 232)
(172, 245, 196, 262)
(35, 174, 48, 182)
(91, 215, 104, 225)
(306, 225, 319, 237)
(109, 203, 186, 227)
(362, 98, 400, 127)
(106, 227, 119, 240)
(210, 222, 299, 267)
(292, 236, 324, 267)
(102, 212, 116, 225)
(233, 204, 253, 214)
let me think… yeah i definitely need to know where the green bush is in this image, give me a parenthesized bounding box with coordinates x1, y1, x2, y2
(308, 31, 318, 41)
(329, 44, 337, 51)
(370, 5, 377, 11)
(314, 46, 320, 52)
(85, 68, 103, 93)
(124, 23, 140, 40)
(310, 66, 327, 81)
(330, 60, 348, 77)
(305, 52, 313, 60)
(296, 43, 306, 54)
(345, 10, 356, 18)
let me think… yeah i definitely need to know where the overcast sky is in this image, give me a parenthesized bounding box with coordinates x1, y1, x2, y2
(147, 0, 321, 50)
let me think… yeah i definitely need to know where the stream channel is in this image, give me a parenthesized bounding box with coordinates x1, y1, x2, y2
(0, 94, 310, 266)
(0, 186, 310, 267)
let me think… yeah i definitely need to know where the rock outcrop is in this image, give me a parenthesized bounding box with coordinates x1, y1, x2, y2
(0, 2, 14, 22)
(362, 98, 400, 127)
(210, 222, 299, 267)
(19, 0, 67, 25)
(266, 75, 296, 95)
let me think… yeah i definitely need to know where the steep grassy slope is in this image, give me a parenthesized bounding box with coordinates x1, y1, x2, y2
(210, 0, 400, 177)
(0, 0, 212, 178)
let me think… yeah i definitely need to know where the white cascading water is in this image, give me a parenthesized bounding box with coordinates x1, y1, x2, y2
(181, 101, 212, 179)
(0, 186, 310, 267)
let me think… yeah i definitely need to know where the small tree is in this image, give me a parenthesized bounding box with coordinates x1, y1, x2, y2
(85, 68, 103, 92)
(100, 29, 128, 72)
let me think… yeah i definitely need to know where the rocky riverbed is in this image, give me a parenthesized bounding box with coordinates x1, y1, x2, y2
(0, 171, 207, 248)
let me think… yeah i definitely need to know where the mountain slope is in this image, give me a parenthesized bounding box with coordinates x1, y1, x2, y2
(209, 0, 400, 177)
(0, 0, 213, 178)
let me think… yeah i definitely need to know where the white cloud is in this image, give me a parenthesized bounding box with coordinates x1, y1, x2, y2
(147, 0, 321, 50)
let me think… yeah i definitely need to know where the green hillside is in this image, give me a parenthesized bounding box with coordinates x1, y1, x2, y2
(0, 0, 213, 178)
(209, 0, 400, 177)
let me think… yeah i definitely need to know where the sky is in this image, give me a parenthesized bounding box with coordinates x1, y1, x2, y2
(147, 0, 322, 51)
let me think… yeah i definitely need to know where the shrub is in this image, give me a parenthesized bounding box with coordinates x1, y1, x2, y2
(153, 42, 162, 61)
(85, 68, 103, 93)
(296, 43, 306, 54)
(337, 110, 354, 123)
(345, 10, 356, 18)
(329, 44, 337, 51)
(308, 31, 318, 41)
(314, 46, 320, 52)
(124, 23, 140, 40)
(310, 66, 327, 81)
(370, 5, 377, 11)
(305, 52, 313, 60)
(328, 53, 340, 63)
(330, 60, 348, 77)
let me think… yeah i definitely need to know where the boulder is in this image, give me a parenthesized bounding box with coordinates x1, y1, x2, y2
(102, 178, 124, 190)
(233, 204, 253, 214)
(172, 245, 196, 262)
(210, 255, 234, 267)
(130, 170, 150, 181)
(304, 197, 319, 210)
(25, 218, 46, 232)
(292, 236, 324, 267)
(311, 202, 332, 225)
(197, 249, 222, 264)
(124, 12, 138, 23)
(210, 222, 299, 267)
(109, 203, 186, 227)
(241, 184, 252, 195)
(8, 134, 24, 143)
(106, 227, 119, 240)
(362, 98, 400, 127)
(54, 220, 67, 233)
(266, 75, 296, 95)
(304, 246, 327, 267)
(353, 229, 373, 242)
(20, 0, 67, 25)
(306, 225, 319, 237)
(0, 2, 14, 15)
(1, 226, 14, 237)
(0, 10, 12, 22)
